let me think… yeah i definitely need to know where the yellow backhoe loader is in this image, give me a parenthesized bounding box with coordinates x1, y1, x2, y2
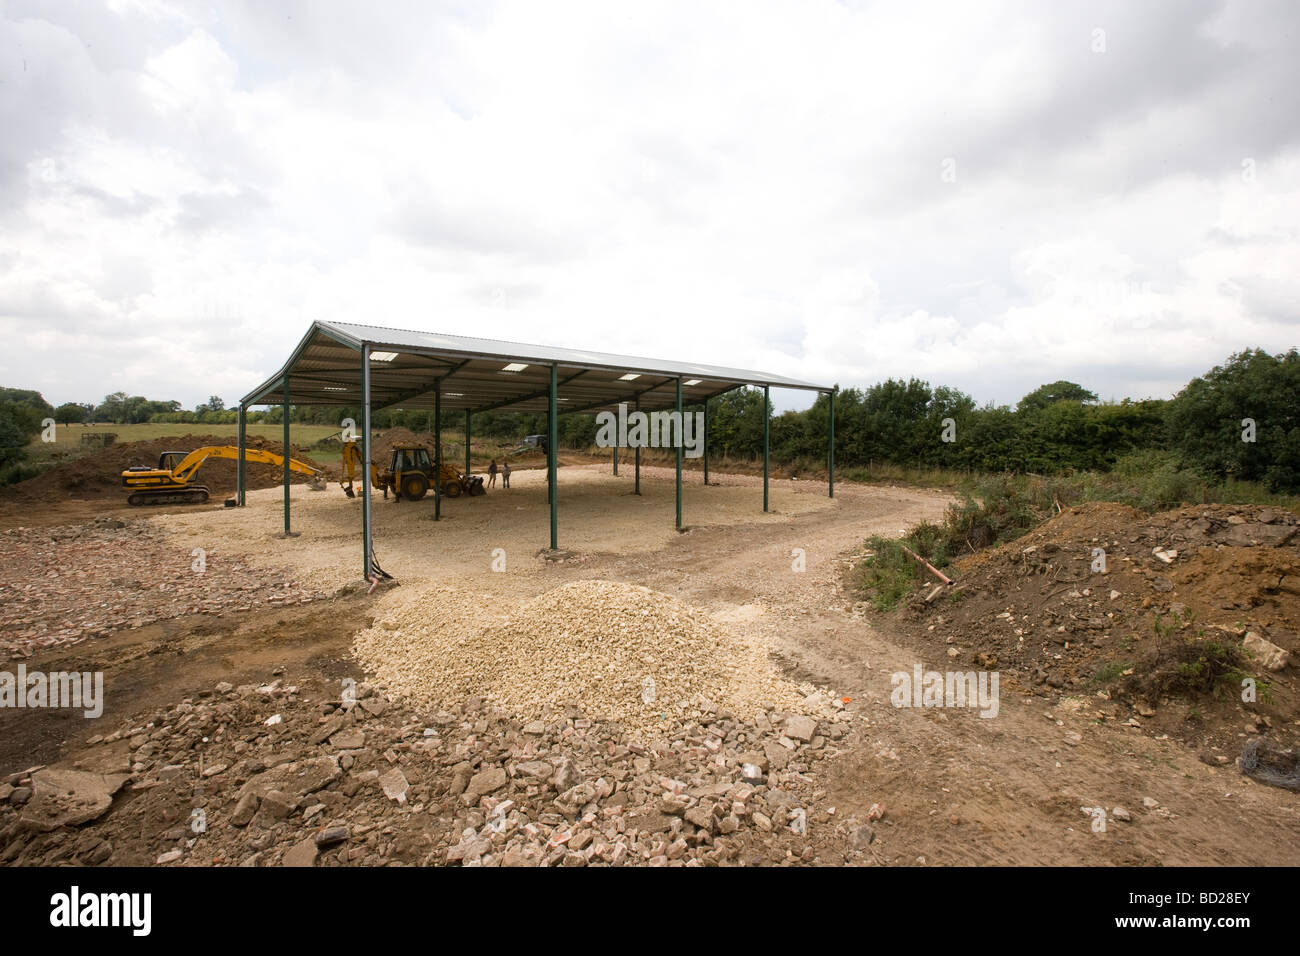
(121, 446, 325, 506)
(340, 438, 382, 498)
(340, 439, 485, 501)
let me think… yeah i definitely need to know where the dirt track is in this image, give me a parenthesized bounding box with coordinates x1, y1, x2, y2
(2, 466, 1297, 865)
(592, 480, 1300, 864)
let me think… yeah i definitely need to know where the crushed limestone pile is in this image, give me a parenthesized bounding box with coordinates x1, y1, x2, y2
(352, 580, 800, 730)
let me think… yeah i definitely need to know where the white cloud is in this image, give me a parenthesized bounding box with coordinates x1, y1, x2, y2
(0, 0, 1297, 413)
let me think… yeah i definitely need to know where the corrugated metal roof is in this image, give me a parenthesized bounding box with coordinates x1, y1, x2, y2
(242, 320, 831, 413)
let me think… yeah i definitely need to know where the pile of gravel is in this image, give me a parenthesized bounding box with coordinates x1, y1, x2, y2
(353, 580, 800, 730)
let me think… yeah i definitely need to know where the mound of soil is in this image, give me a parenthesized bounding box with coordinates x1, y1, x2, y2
(336, 427, 450, 470)
(3, 434, 325, 503)
(366, 427, 428, 467)
(884, 501, 1300, 751)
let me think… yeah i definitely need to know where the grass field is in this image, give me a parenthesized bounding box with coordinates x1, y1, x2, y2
(30, 422, 340, 451)
(21, 423, 344, 475)
(26, 422, 339, 458)
(23, 422, 555, 476)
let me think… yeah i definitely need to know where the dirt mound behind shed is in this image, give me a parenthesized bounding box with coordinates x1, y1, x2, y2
(3, 434, 324, 503)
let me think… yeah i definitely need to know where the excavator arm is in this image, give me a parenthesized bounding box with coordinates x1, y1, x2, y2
(170, 446, 324, 482)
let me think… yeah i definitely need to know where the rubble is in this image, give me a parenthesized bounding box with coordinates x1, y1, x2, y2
(1242, 632, 1291, 672)
(0, 518, 321, 657)
(0, 672, 859, 867)
(17, 767, 129, 832)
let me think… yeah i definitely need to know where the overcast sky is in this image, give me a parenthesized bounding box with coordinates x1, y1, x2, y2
(1, 0, 1298, 413)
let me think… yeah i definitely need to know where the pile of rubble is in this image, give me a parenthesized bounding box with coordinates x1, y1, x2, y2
(0, 516, 319, 657)
(907, 502, 1299, 685)
(883, 502, 1299, 750)
(0, 675, 867, 867)
(355, 580, 803, 730)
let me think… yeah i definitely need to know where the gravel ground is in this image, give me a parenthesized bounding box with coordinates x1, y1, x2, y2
(150, 462, 836, 593)
(354, 580, 803, 729)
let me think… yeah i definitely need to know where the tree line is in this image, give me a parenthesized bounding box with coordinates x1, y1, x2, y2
(749, 347, 1296, 492)
(6, 347, 1298, 491)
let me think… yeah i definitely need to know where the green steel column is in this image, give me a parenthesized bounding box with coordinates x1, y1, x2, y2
(613, 442, 618, 477)
(362, 345, 372, 580)
(702, 399, 709, 486)
(675, 377, 683, 531)
(465, 408, 471, 478)
(762, 385, 770, 513)
(236, 403, 246, 506)
(434, 380, 442, 521)
(282, 374, 291, 534)
(828, 386, 836, 499)
(548, 364, 558, 549)
(634, 396, 641, 496)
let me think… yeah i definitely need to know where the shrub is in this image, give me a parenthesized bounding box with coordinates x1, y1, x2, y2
(1123, 635, 1247, 701)
(857, 536, 923, 611)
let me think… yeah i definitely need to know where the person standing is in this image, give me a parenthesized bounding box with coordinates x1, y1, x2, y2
(488, 459, 498, 488)
(501, 459, 511, 489)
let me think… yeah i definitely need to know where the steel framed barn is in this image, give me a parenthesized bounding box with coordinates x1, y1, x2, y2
(239, 320, 836, 581)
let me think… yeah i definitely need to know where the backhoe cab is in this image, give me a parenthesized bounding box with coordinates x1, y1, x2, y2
(339, 439, 485, 501)
(385, 444, 435, 501)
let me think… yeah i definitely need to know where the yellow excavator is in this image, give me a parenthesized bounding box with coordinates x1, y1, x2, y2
(122, 446, 325, 506)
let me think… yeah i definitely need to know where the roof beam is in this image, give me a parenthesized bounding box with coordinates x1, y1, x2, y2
(556, 376, 678, 416)
(373, 359, 472, 410)
(469, 370, 590, 414)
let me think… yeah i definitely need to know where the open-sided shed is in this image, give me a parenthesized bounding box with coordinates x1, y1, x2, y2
(239, 320, 836, 580)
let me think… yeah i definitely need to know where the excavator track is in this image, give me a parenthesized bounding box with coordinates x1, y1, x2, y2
(126, 486, 211, 507)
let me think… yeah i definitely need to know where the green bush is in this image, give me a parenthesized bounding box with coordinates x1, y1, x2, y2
(907, 519, 952, 565)
(0, 461, 42, 487)
(1124, 636, 1246, 701)
(857, 536, 921, 611)
(856, 520, 959, 610)
(1090, 660, 1134, 686)
(944, 474, 1049, 553)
